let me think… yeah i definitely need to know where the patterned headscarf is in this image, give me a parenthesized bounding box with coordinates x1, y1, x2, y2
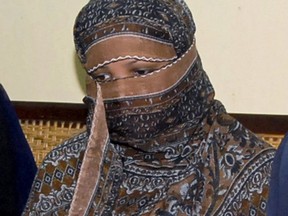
(74, 0, 195, 63)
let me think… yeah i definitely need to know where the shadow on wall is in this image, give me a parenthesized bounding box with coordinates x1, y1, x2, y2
(73, 52, 86, 94)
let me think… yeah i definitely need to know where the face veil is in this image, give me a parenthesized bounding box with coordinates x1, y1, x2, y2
(74, 0, 195, 62)
(102, 46, 215, 150)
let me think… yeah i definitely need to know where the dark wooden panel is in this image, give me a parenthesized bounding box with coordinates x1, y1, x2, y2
(231, 114, 288, 135)
(12, 101, 288, 135)
(12, 101, 87, 123)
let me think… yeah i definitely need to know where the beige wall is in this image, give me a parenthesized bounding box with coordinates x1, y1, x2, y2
(0, 0, 287, 114)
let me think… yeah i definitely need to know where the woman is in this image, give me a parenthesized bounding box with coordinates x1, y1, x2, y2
(23, 0, 275, 215)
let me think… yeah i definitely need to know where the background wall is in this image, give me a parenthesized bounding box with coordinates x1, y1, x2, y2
(0, 0, 287, 115)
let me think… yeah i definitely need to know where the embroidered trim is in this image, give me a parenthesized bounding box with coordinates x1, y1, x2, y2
(87, 55, 177, 74)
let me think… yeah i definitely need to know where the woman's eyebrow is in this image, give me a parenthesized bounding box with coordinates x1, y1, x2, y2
(126, 59, 140, 65)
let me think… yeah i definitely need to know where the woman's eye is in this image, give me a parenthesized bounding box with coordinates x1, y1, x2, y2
(91, 73, 112, 83)
(134, 69, 153, 76)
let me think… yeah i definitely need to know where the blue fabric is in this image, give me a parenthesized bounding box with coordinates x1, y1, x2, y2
(0, 84, 37, 215)
(267, 133, 288, 216)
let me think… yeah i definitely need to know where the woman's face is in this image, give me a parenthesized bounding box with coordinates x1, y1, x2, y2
(84, 36, 178, 99)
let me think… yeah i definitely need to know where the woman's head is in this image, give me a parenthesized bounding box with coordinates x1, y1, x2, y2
(74, 0, 214, 146)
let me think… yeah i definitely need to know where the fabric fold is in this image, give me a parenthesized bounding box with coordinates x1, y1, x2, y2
(68, 83, 109, 215)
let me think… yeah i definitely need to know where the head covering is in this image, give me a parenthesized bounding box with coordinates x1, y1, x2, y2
(22, 0, 275, 215)
(74, 0, 195, 63)
(70, 0, 274, 214)
(73, 0, 214, 147)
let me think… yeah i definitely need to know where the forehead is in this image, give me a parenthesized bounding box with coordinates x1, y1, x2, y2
(84, 35, 177, 74)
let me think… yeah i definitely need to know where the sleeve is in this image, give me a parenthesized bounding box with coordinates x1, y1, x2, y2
(22, 133, 87, 215)
(267, 133, 288, 216)
(0, 84, 37, 215)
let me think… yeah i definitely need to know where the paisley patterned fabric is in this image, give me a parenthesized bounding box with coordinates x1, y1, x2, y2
(23, 0, 275, 215)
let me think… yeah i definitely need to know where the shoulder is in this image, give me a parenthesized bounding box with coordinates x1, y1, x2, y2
(40, 131, 88, 168)
(23, 132, 88, 215)
(210, 112, 276, 214)
(211, 112, 275, 180)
